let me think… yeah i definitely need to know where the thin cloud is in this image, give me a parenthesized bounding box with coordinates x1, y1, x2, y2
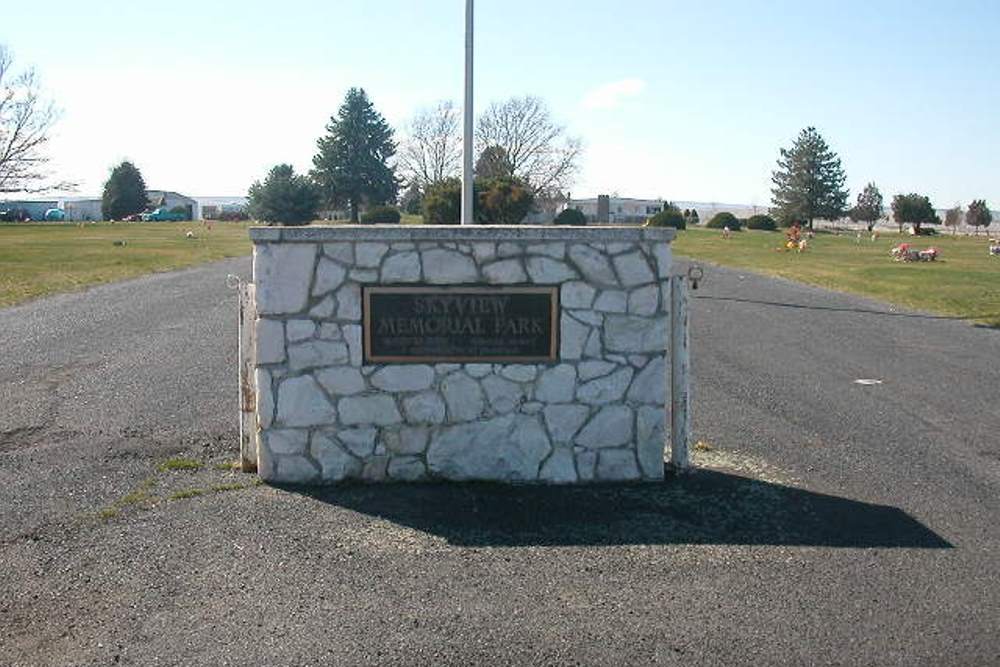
(581, 78, 647, 110)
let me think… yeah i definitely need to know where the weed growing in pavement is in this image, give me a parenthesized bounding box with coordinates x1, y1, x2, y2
(157, 457, 203, 472)
(96, 478, 157, 522)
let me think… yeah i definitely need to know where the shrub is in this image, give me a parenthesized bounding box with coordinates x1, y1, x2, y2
(247, 164, 320, 226)
(360, 206, 401, 224)
(746, 214, 777, 231)
(476, 176, 534, 225)
(705, 212, 741, 230)
(422, 178, 462, 225)
(554, 208, 586, 226)
(646, 209, 686, 230)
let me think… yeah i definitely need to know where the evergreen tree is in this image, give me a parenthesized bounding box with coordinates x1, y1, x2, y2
(475, 146, 514, 180)
(312, 88, 398, 222)
(101, 161, 147, 220)
(849, 182, 884, 232)
(247, 164, 321, 226)
(966, 199, 993, 235)
(770, 127, 849, 229)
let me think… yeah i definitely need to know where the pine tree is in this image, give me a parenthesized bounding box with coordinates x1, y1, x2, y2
(101, 161, 147, 220)
(312, 88, 398, 222)
(849, 182, 884, 232)
(247, 164, 321, 226)
(770, 127, 849, 229)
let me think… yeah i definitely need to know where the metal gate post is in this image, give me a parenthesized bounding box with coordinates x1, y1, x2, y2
(238, 282, 258, 472)
(670, 276, 691, 470)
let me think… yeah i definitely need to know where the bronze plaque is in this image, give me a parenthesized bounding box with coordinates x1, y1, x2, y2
(363, 286, 559, 364)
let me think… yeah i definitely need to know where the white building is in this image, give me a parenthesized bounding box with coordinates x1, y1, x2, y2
(567, 196, 668, 225)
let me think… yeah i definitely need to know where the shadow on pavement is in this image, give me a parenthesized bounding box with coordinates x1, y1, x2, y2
(285, 468, 952, 549)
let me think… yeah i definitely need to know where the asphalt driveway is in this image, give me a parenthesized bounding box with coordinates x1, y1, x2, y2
(1, 255, 998, 666)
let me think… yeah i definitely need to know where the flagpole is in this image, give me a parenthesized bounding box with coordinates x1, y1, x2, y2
(461, 0, 474, 225)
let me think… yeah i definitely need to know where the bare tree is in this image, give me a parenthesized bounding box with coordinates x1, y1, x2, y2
(475, 96, 582, 197)
(397, 101, 462, 189)
(0, 45, 66, 193)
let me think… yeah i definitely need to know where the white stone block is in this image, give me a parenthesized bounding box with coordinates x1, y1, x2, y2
(596, 450, 641, 481)
(277, 455, 321, 484)
(627, 356, 666, 404)
(256, 319, 286, 364)
(337, 427, 378, 457)
(593, 290, 628, 313)
(311, 432, 362, 481)
(323, 242, 354, 265)
(267, 429, 309, 455)
(584, 329, 603, 358)
(255, 243, 317, 315)
(561, 281, 596, 309)
(388, 456, 427, 481)
(309, 296, 335, 319)
(339, 395, 402, 426)
(576, 450, 597, 481)
(498, 242, 523, 258)
(423, 248, 478, 283)
(371, 365, 435, 392)
(356, 242, 389, 269)
(402, 391, 447, 424)
(526, 257, 578, 283)
(577, 367, 634, 405)
(441, 373, 485, 422)
(578, 361, 616, 381)
(256, 368, 274, 429)
(381, 251, 422, 283)
(344, 325, 363, 367)
(560, 313, 589, 360)
(527, 242, 566, 259)
(313, 258, 347, 297)
(350, 268, 378, 283)
(286, 319, 315, 343)
(465, 364, 492, 379)
(568, 244, 618, 287)
(637, 406, 666, 480)
(336, 283, 362, 320)
(613, 251, 656, 288)
(535, 364, 577, 403)
(318, 322, 342, 341)
(394, 427, 430, 455)
(316, 367, 366, 396)
(539, 448, 578, 484)
(628, 285, 660, 316)
(483, 259, 527, 284)
(605, 315, 668, 354)
(500, 365, 537, 382)
(482, 375, 527, 414)
(472, 242, 497, 262)
(427, 415, 550, 482)
(276, 376, 336, 427)
(576, 406, 633, 449)
(288, 340, 349, 371)
(362, 456, 389, 482)
(652, 243, 671, 279)
(543, 404, 590, 442)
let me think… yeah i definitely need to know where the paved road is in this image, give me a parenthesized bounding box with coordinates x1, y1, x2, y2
(1, 256, 998, 666)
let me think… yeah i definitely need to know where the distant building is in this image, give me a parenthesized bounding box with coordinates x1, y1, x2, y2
(146, 190, 197, 219)
(196, 196, 249, 220)
(567, 196, 667, 225)
(60, 198, 103, 221)
(0, 199, 59, 221)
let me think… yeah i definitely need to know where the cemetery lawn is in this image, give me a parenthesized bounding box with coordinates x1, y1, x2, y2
(0, 221, 253, 308)
(672, 227, 1000, 327)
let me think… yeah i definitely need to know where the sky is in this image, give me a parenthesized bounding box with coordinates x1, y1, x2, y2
(4, 0, 999, 207)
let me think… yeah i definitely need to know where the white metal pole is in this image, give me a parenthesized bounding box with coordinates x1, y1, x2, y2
(461, 0, 474, 225)
(670, 276, 691, 470)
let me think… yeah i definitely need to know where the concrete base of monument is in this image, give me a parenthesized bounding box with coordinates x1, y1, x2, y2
(245, 224, 677, 485)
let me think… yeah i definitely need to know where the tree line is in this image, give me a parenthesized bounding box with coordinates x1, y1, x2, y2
(770, 127, 993, 235)
(249, 89, 581, 226)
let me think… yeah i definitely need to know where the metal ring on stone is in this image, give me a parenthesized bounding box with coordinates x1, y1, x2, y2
(687, 266, 704, 284)
(225, 274, 242, 290)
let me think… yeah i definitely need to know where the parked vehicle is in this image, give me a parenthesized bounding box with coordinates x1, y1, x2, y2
(141, 208, 186, 222)
(44, 208, 66, 221)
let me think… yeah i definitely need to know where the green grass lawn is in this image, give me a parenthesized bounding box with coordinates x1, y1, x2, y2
(0, 221, 253, 308)
(672, 227, 1000, 327)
